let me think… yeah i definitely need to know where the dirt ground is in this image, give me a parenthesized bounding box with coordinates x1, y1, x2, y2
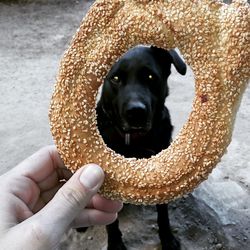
(0, 1, 249, 250)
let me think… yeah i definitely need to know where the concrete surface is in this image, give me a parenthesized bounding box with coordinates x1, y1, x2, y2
(0, 1, 249, 249)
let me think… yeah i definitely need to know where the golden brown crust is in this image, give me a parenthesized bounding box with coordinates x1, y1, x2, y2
(49, 0, 250, 204)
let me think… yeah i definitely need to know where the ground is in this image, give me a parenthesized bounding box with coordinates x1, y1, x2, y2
(0, 1, 249, 249)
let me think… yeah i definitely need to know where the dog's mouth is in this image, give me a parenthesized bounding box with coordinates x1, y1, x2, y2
(122, 125, 149, 133)
(120, 121, 151, 136)
(118, 124, 150, 145)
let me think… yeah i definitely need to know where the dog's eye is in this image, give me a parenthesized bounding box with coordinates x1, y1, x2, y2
(111, 75, 121, 84)
(148, 74, 154, 80)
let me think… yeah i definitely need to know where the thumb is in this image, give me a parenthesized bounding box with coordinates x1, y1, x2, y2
(34, 164, 104, 238)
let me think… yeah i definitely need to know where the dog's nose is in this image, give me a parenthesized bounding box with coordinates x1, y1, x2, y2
(124, 101, 147, 128)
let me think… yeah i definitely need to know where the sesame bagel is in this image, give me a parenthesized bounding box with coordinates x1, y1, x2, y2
(49, 0, 250, 205)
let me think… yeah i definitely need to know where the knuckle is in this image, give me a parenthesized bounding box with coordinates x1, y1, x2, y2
(58, 186, 87, 208)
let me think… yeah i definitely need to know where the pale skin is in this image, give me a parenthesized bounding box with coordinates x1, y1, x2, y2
(0, 146, 123, 250)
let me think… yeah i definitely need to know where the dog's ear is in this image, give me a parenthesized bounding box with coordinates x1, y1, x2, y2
(168, 49, 187, 75)
(151, 46, 187, 75)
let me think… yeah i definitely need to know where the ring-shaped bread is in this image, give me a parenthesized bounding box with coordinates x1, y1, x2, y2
(49, 0, 250, 204)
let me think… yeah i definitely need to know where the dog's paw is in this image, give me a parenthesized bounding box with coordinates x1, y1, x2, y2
(162, 237, 181, 250)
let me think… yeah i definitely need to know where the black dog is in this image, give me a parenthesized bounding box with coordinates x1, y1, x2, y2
(82, 46, 186, 249)
(96, 46, 187, 250)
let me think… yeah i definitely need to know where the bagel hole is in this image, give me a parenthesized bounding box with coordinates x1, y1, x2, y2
(95, 46, 194, 159)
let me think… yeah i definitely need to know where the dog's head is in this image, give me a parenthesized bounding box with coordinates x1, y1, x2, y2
(99, 46, 186, 135)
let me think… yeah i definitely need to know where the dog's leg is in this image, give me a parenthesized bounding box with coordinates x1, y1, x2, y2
(156, 204, 180, 250)
(106, 219, 126, 250)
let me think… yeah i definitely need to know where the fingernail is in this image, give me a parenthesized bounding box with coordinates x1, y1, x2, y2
(80, 164, 104, 189)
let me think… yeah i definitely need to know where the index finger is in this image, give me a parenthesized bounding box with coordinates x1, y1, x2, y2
(14, 145, 66, 183)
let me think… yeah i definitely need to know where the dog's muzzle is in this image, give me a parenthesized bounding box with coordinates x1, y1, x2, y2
(123, 100, 149, 130)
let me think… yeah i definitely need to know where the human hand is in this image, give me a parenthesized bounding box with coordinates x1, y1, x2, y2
(0, 146, 122, 250)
